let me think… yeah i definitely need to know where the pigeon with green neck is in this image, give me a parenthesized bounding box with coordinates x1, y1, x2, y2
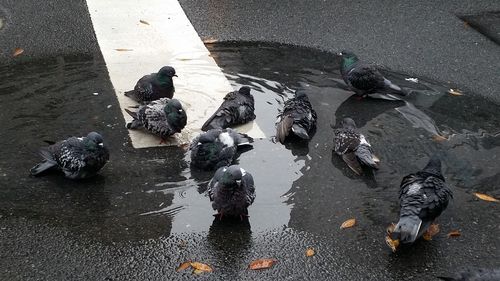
(339, 51, 406, 100)
(125, 66, 177, 103)
(30, 132, 110, 179)
(125, 98, 187, 141)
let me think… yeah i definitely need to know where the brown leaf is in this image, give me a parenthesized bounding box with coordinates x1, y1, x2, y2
(248, 259, 277, 270)
(448, 88, 464, 96)
(203, 37, 219, 44)
(340, 218, 356, 229)
(422, 223, 440, 241)
(114, 48, 133, 51)
(176, 261, 192, 272)
(432, 135, 448, 142)
(447, 230, 461, 238)
(139, 19, 150, 25)
(192, 269, 204, 275)
(473, 192, 499, 202)
(386, 223, 396, 235)
(190, 262, 213, 272)
(13, 48, 24, 57)
(305, 248, 315, 257)
(385, 235, 399, 252)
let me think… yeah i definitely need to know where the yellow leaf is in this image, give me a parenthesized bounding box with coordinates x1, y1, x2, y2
(447, 230, 461, 238)
(13, 48, 24, 57)
(448, 88, 464, 96)
(192, 269, 204, 275)
(176, 261, 191, 272)
(385, 235, 399, 252)
(139, 19, 150, 25)
(248, 259, 277, 270)
(432, 135, 448, 142)
(114, 48, 133, 51)
(305, 248, 315, 257)
(340, 218, 356, 229)
(473, 192, 499, 202)
(422, 223, 440, 241)
(386, 223, 396, 235)
(190, 262, 212, 272)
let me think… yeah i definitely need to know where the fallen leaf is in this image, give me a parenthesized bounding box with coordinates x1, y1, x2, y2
(114, 48, 133, 51)
(203, 38, 219, 44)
(473, 192, 499, 202)
(448, 88, 464, 96)
(340, 218, 356, 229)
(248, 259, 277, 270)
(190, 262, 213, 272)
(13, 48, 24, 57)
(385, 235, 400, 252)
(422, 223, 440, 241)
(432, 135, 448, 142)
(305, 248, 315, 257)
(386, 223, 396, 235)
(447, 230, 461, 238)
(139, 19, 150, 25)
(176, 261, 191, 272)
(192, 269, 204, 275)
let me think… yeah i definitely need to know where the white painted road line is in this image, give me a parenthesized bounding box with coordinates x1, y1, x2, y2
(86, 0, 265, 148)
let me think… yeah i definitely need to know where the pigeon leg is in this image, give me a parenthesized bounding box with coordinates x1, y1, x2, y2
(240, 214, 249, 221)
(213, 211, 224, 221)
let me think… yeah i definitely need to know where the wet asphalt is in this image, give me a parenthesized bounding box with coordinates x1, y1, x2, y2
(0, 1, 499, 281)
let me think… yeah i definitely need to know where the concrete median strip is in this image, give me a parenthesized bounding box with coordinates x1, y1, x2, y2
(85, 0, 265, 148)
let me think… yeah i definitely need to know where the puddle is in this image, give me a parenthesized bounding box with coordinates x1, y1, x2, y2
(1, 43, 499, 279)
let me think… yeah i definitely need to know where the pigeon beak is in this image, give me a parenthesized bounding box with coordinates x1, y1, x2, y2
(236, 180, 242, 186)
(98, 143, 104, 147)
(178, 109, 183, 113)
(173, 74, 178, 77)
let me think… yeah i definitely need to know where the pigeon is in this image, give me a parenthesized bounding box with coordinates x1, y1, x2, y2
(207, 165, 256, 219)
(190, 128, 253, 171)
(437, 268, 500, 281)
(275, 90, 317, 144)
(124, 66, 177, 103)
(30, 132, 110, 179)
(339, 51, 406, 100)
(390, 155, 453, 244)
(332, 117, 380, 175)
(201, 86, 256, 131)
(125, 98, 187, 140)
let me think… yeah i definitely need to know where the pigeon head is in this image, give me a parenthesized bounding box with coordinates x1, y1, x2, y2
(164, 99, 187, 132)
(158, 66, 177, 78)
(339, 50, 359, 69)
(341, 117, 357, 130)
(238, 86, 251, 96)
(219, 165, 244, 187)
(422, 155, 443, 178)
(85, 132, 105, 149)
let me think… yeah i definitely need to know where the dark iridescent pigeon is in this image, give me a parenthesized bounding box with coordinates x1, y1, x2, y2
(201, 86, 256, 131)
(190, 128, 253, 171)
(332, 117, 380, 175)
(30, 132, 110, 179)
(390, 155, 453, 244)
(276, 90, 317, 144)
(339, 51, 406, 100)
(125, 98, 187, 140)
(124, 66, 177, 103)
(438, 268, 500, 281)
(207, 165, 256, 219)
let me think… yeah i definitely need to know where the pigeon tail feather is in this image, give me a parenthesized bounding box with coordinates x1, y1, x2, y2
(355, 145, 380, 169)
(392, 216, 422, 243)
(276, 115, 294, 144)
(202, 116, 226, 131)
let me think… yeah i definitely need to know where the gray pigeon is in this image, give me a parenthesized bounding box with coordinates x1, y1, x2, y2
(332, 117, 380, 175)
(391, 155, 453, 244)
(124, 66, 177, 103)
(201, 86, 256, 131)
(438, 268, 500, 281)
(125, 98, 187, 140)
(276, 90, 317, 144)
(30, 132, 110, 179)
(339, 51, 406, 100)
(190, 128, 253, 171)
(207, 165, 256, 219)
